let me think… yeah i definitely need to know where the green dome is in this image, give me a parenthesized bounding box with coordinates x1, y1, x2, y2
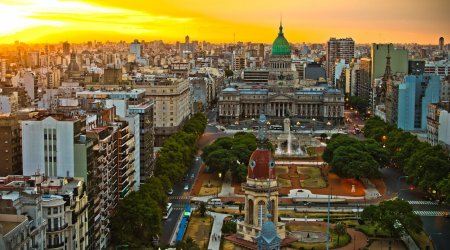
(271, 23, 291, 56)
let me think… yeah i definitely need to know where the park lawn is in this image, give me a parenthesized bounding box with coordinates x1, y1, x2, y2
(275, 166, 289, 175)
(278, 177, 292, 187)
(301, 178, 327, 188)
(297, 166, 326, 188)
(287, 222, 351, 249)
(356, 223, 391, 237)
(184, 213, 213, 249)
(198, 179, 222, 196)
(221, 240, 235, 250)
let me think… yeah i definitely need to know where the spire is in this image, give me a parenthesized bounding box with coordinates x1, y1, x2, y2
(278, 19, 283, 36)
(257, 114, 269, 149)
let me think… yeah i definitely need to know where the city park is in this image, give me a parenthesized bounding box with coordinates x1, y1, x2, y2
(111, 113, 450, 250)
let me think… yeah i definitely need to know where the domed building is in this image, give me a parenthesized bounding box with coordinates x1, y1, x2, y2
(218, 23, 345, 125)
(225, 114, 297, 249)
(267, 22, 298, 88)
(65, 51, 84, 81)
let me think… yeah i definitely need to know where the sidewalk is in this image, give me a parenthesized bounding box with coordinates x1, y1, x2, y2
(335, 227, 368, 250)
(207, 212, 228, 250)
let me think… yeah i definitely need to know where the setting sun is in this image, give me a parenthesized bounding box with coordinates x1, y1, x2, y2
(0, 0, 448, 44)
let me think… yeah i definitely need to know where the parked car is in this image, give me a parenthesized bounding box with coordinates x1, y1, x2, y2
(184, 185, 189, 191)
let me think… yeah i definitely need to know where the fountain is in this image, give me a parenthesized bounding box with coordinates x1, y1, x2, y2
(273, 118, 305, 157)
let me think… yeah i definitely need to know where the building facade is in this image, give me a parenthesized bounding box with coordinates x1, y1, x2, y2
(0, 114, 22, 176)
(145, 78, 191, 146)
(218, 25, 344, 125)
(326, 38, 355, 82)
(397, 75, 441, 131)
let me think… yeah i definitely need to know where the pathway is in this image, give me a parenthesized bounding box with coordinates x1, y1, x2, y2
(335, 227, 368, 250)
(207, 212, 228, 250)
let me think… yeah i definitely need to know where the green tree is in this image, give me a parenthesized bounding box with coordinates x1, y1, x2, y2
(349, 96, 369, 114)
(334, 223, 347, 246)
(199, 202, 207, 217)
(330, 146, 380, 178)
(225, 69, 234, 78)
(175, 237, 201, 250)
(361, 199, 422, 237)
(204, 149, 238, 174)
(111, 192, 162, 248)
(222, 221, 237, 234)
(323, 134, 361, 163)
(437, 174, 450, 203)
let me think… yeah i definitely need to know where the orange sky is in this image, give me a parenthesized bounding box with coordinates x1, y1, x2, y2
(0, 0, 449, 44)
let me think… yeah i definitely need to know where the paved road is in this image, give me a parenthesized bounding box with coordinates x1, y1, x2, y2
(160, 108, 222, 244)
(381, 168, 450, 250)
(160, 155, 204, 244)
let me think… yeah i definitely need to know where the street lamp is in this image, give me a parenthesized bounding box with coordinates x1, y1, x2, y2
(311, 118, 316, 134)
(326, 121, 332, 137)
(382, 135, 387, 148)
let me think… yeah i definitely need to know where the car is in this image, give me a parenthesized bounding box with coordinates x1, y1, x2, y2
(184, 185, 189, 191)
(167, 189, 173, 195)
(191, 173, 195, 179)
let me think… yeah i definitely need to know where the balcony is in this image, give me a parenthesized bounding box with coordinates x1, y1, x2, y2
(47, 223, 68, 233)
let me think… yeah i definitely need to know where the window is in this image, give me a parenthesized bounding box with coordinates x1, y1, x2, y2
(53, 207, 58, 214)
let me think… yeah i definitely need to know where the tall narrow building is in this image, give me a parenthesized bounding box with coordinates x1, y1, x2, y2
(326, 38, 355, 83)
(226, 114, 296, 249)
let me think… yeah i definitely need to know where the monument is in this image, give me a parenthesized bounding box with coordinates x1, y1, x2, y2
(225, 114, 296, 249)
(274, 118, 305, 157)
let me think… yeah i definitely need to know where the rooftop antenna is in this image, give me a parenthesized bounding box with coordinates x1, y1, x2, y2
(234, 32, 236, 44)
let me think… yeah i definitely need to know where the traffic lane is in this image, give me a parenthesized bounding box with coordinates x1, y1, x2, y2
(421, 216, 450, 250)
(160, 208, 182, 244)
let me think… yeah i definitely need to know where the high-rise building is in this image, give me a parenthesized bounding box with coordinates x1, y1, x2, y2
(22, 114, 87, 177)
(63, 41, 70, 55)
(0, 114, 22, 176)
(427, 101, 450, 146)
(146, 78, 191, 146)
(370, 44, 408, 84)
(326, 38, 355, 82)
(355, 58, 372, 102)
(77, 89, 155, 180)
(439, 37, 445, 51)
(0, 59, 6, 82)
(130, 39, 141, 57)
(397, 75, 441, 131)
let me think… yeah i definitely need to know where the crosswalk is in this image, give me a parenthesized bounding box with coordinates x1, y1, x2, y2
(413, 210, 447, 217)
(407, 200, 439, 205)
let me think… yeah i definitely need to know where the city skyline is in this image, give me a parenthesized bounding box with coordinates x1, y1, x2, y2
(1, 0, 449, 44)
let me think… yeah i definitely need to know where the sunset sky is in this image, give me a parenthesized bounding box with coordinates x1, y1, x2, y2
(0, 0, 449, 44)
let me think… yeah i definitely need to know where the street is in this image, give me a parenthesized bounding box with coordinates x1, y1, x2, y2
(160, 108, 221, 244)
(381, 168, 450, 250)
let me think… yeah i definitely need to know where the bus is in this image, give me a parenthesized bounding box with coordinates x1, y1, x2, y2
(208, 198, 223, 206)
(163, 203, 173, 219)
(269, 125, 283, 131)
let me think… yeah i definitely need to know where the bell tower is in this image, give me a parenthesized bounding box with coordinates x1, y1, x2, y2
(236, 114, 286, 243)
